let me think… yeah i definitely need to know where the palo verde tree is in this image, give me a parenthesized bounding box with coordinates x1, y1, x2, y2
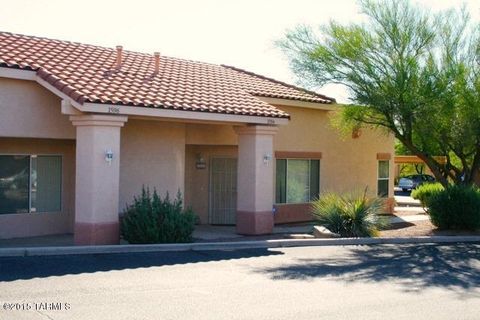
(278, 0, 480, 187)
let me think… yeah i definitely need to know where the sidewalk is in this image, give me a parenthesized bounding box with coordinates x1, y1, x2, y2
(0, 215, 427, 249)
(0, 224, 315, 249)
(0, 234, 74, 248)
(1, 215, 475, 258)
(1, 235, 479, 257)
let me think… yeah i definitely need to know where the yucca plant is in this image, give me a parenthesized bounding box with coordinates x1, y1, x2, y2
(311, 189, 389, 237)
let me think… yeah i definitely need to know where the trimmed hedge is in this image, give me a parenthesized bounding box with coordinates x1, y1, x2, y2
(411, 183, 444, 208)
(428, 185, 480, 230)
(121, 187, 197, 244)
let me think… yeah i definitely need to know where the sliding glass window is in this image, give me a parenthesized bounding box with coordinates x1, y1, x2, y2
(0, 155, 62, 214)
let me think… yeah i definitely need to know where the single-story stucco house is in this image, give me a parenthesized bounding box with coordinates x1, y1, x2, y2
(0, 32, 394, 245)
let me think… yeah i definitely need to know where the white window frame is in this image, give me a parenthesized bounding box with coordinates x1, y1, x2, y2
(377, 160, 390, 197)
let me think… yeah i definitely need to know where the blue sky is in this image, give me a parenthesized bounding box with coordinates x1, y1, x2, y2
(1, 0, 478, 102)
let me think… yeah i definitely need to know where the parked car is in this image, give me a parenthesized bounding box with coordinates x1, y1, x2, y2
(398, 174, 435, 192)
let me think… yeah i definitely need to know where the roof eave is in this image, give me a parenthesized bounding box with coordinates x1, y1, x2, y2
(0, 66, 36, 80)
(80, 102, 290, 125)
(256, 96, 341, 111)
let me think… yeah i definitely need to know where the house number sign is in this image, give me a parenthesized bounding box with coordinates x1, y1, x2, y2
(108, 107, 120, 114)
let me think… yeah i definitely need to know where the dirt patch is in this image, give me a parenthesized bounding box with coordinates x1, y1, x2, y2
(380, 219, 480, 237)
(380, 220, 435, 237)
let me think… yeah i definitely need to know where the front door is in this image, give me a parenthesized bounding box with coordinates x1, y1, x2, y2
(209, 157, 237, 225)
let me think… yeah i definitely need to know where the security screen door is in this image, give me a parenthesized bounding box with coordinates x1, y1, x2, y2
(209, 157, 237, 225)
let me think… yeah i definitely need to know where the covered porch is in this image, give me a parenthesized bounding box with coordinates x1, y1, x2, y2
(0, 111, 284, 245)
(70, 114, 281, 245)
(0, 74, 288, 245)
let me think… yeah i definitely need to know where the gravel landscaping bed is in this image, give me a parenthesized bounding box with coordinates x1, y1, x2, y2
(380, 219, 480, 237)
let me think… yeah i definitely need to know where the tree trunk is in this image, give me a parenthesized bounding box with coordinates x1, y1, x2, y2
(398, 136, 449, 187)
(470, 168, 480, 187)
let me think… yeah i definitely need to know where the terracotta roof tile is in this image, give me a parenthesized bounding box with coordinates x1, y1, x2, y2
(0, 32, 335, 119)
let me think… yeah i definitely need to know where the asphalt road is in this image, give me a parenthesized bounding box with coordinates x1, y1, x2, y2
(0, 243, 479, 320)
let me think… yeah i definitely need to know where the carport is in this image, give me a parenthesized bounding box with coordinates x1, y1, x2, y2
(394, 155, 447, 182)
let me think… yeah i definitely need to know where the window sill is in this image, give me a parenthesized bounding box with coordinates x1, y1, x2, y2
(0, 211, 63, 217)
(274, 202, 313, 206)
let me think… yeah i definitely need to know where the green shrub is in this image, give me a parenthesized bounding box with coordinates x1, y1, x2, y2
(428, 185, 480, 230)
(311, 190, 389, 237)
(121, 187, 197, 244)
(411, 183, 444, 208)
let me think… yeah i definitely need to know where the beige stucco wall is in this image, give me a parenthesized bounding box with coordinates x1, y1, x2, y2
(0, 138, 75, 239)
(0, 78, 75, 139)
(185, 145, 237, 223)
(274, 105, 395, 199)
(185, 123, 237, 145)
(184, 105, 395, 224)
(119, 119, 186, 212)
(0, 79, 77, 238)
(0, 75, 394, 235)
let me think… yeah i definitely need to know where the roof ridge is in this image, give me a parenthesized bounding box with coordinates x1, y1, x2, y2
(221, 64, 336, 103)
(0, 31, 220, 68)
(0, 30, 106, 50)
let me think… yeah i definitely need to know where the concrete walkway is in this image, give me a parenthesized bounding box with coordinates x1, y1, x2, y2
(0, 224, 315, 249)
(0, 211, 429, 249)
(0, 217, 427, 249)
(1, 217, 479, 257)
(0, 234, 74, 248)
(394, 188, 425, 215)
(394, 195, 421, 207)
(394, 206, 425, 213)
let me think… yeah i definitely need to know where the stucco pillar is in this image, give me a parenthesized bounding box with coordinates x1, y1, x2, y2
(234, 125, 278, 235)
(70, 114, 128, 245)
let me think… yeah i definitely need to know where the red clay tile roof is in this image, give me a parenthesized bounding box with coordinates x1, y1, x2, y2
(0, 32, 335, 119)
(221, 65, 334, 104)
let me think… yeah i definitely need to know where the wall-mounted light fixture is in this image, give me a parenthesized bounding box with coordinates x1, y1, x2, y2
(195, 153, 207, 169)
(352, 126, 362, 139)
(105, 149, 114, 165)
(263, 153, 272, 165)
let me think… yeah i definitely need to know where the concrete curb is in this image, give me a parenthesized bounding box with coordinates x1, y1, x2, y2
(0, 236, 479, 257)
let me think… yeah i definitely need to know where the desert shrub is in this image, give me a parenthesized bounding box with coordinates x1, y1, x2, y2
(121, 187, 197, 244)
(411, 183, 444, 208)
(311, 190, 389, 237)
(428, 185, 480, 230)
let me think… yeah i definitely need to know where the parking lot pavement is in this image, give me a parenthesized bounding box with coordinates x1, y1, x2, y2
(1, 243, 479, 320)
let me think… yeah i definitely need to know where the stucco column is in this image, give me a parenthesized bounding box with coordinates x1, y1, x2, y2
(70, 114, 128, 245)
(234, 125, 278, 235)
